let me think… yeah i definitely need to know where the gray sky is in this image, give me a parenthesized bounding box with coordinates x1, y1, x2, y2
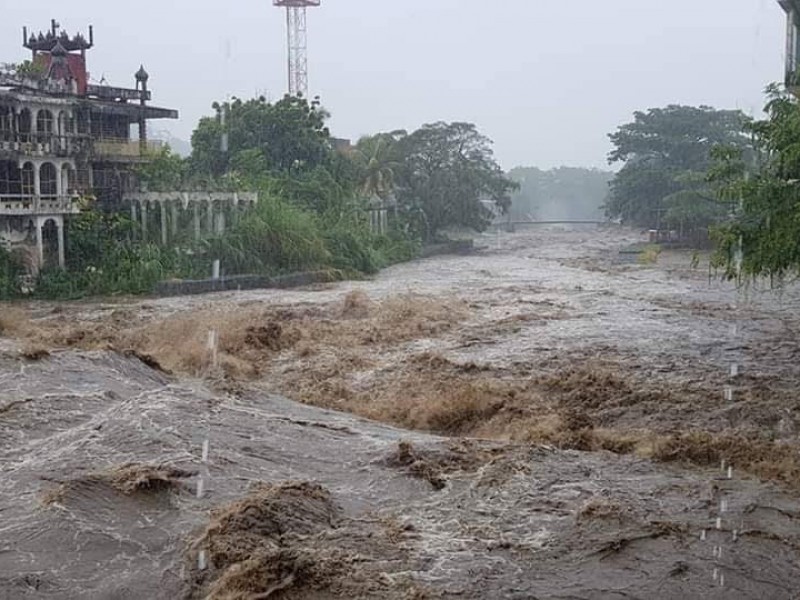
(1, 1, 785, 170)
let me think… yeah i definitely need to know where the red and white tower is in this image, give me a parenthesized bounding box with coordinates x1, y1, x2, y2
(273, 0, 320, 97)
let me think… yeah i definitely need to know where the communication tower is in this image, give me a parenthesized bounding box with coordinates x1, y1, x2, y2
(273, 0, 320, 97)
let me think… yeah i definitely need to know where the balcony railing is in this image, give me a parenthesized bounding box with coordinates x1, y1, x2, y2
(0, 133, 162, 159)
(0, 133, 92, 157)
(93, 138, 164, 159)
(0, 194, 81, 215)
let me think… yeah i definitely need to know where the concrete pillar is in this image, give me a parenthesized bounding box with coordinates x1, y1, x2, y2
(33, 162, 40, 197)
(55, 165, 63, 198)
(160, 201, 168, 245)
(35, 217, 44, 268)
(207, 201, 214, 233)
(56, 217, 65, 268)
(171, 200, 179, 237)
(216, 208, 226, 235)
(141, 202, 148, 242)
(193, 204, 201, 241)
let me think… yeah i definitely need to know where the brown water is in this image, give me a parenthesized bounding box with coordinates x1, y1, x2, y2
(2, 226, 800, 599)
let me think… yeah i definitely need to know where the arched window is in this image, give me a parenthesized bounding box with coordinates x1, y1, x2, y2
(40, 162, 58, 197)
(0, 106, 12, 142)
(41, 219, 59, 268)
(0, 160, 22, 196)
(21, 162, 35, 196)
(37, 110, 54, 138)
(61, 163, 75, 195)
(18, 109, 32, 142)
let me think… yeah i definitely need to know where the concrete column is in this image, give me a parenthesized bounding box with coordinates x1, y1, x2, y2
(141, 202, 148, 242)
(33, 162, 41, 197)
(193, 204, 201, 241)
(56, 217, 65, 268)
(160, 201, 168, 245)
(131, 202, 138, 239)
(171, 201, 179, 237)
(216, 209, 226, 235)
(207, 201, 214, 233)
(55, 165, 63, 198)
(35, 217, 44, 268)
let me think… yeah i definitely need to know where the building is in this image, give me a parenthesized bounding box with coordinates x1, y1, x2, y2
(0, 20, 177, 270)
(779, 1, 800, 93)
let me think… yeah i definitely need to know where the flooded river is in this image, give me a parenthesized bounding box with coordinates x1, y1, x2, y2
(2, 226, 800, 599)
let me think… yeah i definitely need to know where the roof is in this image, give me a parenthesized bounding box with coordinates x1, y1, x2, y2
(81, 99, 178, 120)
(779, 0, 800, 14)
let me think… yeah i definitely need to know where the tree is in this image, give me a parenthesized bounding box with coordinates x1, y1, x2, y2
(189, 95, 332, 179)
(353, 131, 405, 200)
(606, 105, 751, 231)
(393, 122, 516, 240)
(137, 146, 186, 191)
(711, 87, 800, 282)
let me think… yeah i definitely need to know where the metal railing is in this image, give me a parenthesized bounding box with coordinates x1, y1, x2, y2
(93, 138, 164, 159)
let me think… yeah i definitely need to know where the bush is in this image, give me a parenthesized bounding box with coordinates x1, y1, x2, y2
(201, 193, 330, 276)
(0, 247, 23, 300)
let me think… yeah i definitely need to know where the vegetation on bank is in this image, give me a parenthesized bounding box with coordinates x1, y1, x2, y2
(606, 87, 800, 282)
(605, 105, 751, 239)
(0, 95, 512, 300)
(710, 87, 800, 283)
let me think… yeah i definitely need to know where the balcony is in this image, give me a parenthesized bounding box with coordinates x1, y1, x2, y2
(92, 138, 164, 160)
(0, 195, 81, 216)
(0, 134, 92, 158)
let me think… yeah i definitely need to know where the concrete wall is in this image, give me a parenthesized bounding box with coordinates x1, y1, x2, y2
(154, 270, 342, 297)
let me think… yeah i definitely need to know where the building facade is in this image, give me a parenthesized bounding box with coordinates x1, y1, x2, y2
(0, 20, 177, 270)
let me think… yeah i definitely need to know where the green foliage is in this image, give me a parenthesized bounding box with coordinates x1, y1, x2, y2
(190, 95, 331, 178)
(393, 122, 517, 239)
(607, 105, 751, 232)
(353, 132, 405, 199)
(508, 167, 612, 221)
(32, 212, 189, 299)
(0, 247, 23, 300)
(711, 87, 800, 282)
(12, 60, 46, 81)
(201, 192, 330, 275)
(137, 146, 187, 191)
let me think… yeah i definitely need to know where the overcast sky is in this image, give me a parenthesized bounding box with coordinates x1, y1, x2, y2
(1, 1, 786, 170)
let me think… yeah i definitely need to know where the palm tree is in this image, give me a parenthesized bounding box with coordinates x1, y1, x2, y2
(354, 132, 404, 201)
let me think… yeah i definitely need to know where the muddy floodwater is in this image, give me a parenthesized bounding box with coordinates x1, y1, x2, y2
(2, 226, 800, 599)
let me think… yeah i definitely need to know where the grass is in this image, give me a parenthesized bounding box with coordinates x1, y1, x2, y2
(638, 244, 663, 265)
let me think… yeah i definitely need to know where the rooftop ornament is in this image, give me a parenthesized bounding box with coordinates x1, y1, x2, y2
(23, 20, 94, 54)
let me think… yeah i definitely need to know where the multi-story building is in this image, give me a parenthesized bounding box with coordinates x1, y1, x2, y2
(0, 20, 177, 270)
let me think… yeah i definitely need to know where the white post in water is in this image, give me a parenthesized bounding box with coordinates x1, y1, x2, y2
(212, 259, 221, 280)
(207, 329, 219, 369)
(198, 549, 207, 571)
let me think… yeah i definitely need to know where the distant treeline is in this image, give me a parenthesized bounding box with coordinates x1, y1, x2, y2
(507, 167, 613, 222)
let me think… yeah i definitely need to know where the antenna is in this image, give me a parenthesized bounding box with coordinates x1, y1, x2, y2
(273, 1, 321, 97)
